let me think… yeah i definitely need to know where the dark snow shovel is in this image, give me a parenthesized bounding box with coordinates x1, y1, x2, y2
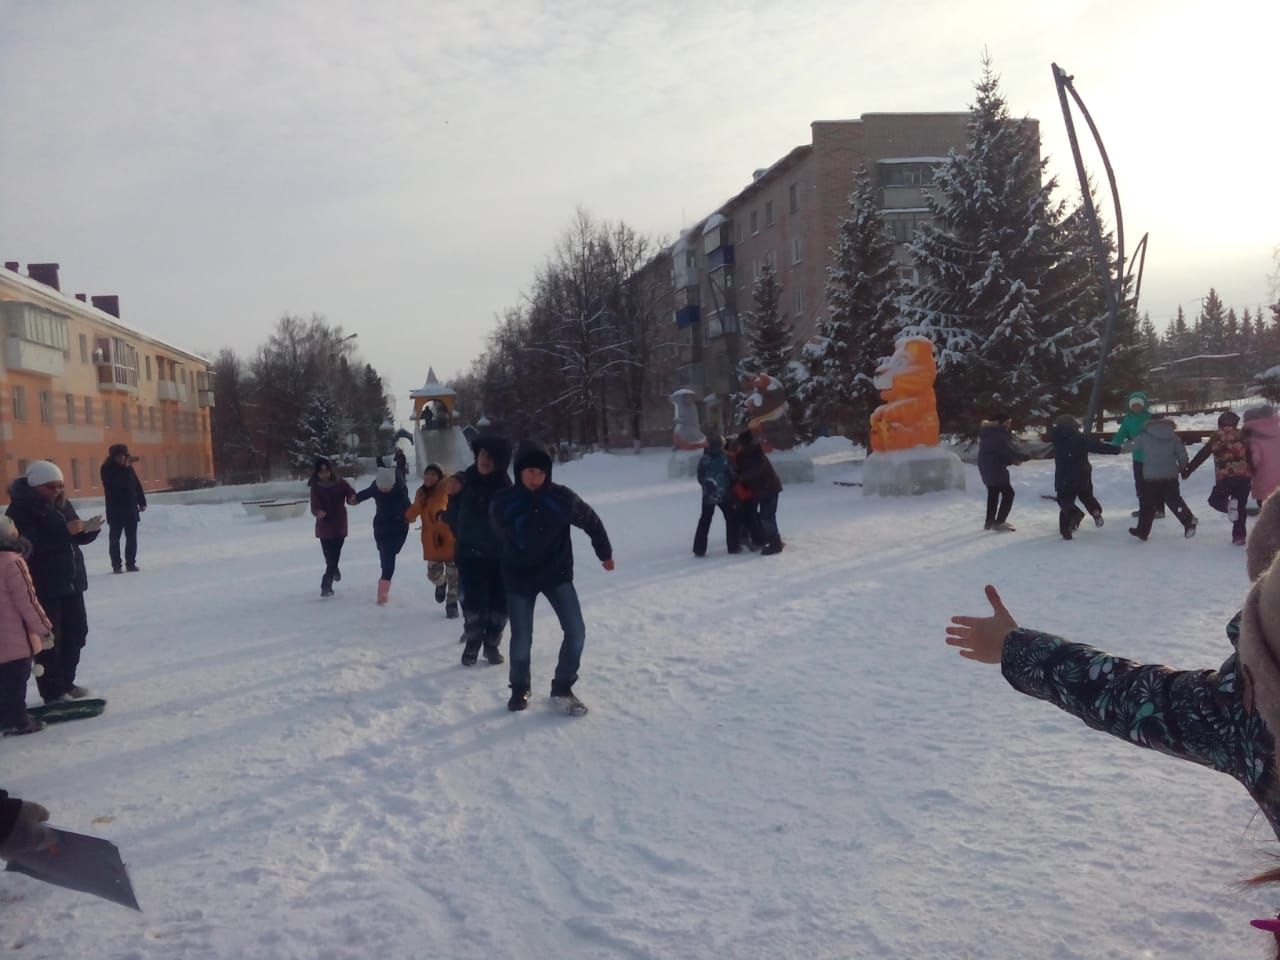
(5, 826, 140, 911)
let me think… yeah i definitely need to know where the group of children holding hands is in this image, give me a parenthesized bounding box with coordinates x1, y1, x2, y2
(976, 392, 1280, 544)
(306, 437, 614, 715)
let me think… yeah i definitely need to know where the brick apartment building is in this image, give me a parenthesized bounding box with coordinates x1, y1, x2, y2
(615, 111, 1037, 445)
(0, 261, 215, 497)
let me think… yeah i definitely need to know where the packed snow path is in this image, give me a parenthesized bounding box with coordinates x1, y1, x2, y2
(1, 446, 1267, 958)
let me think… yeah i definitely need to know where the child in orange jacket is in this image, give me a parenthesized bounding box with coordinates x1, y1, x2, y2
(405, 464, 459, 619)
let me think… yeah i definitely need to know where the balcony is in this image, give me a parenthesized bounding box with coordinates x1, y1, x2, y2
(1, 301, 67, 376)
(198, 389, 215, 408)
(96, 363, 138, 394)
(674, 304, 700, 328)
(158, 380, 189, 403)
(5, 337, 65, 377)
(706, 245, 735, 272)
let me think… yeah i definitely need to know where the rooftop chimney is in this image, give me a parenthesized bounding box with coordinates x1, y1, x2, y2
(26, 263, 61, 290)
(91, 295, 120, 318)
(3, 262, 17, 272)
(75, 293, 87, 302)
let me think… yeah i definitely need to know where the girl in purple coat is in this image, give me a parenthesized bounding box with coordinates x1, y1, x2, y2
(308, 458, 357, 598)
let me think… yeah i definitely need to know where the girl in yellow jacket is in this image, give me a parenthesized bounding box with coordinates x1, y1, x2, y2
(405, 464, 459, 619)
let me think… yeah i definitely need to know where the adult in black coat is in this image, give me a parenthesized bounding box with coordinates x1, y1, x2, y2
(736, 431, 784, 555)
(1050, 415, 1122, 540)
(5, 462, 89, 701)
(52, 496, 102, 697)
(977, 414, 1027, 531)
(444, 435, 512, 665)
(100, 444, 146, 573)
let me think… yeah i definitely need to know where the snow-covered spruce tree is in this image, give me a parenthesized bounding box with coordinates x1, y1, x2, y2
(900, 56, 1093, 434)
(290, 388, 342, 471)
(799, 165, 901, 445)
(735, 262, 798, 424)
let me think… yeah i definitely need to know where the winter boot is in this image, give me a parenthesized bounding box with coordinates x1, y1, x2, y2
(321, 572, 334, 597)
(760, 541, 784, 556)
(1184, 519, 1197, 539)
(445, 601, 459, 619)
(377, 579, 391, 605)
(993, 521, 1016, 532)
(1128, 527, 1148, 542)
(550, 683, 588, 716)
(983, 520, 993, 531)
(111, 566, 123, 575)
(1091, 510, 1104, 528)
(461, 640, 481, 666)
(126, 564, 140, 573)
(66, 685, 91, 700)
(333, 568, 342, 582)
(508, 687, 530, 711)
(483, 644, 505, 666)
(434, 583, 446, 604)
(1, 715, 46, 737)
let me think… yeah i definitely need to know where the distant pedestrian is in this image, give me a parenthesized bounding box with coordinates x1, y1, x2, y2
(977, 411, 1026, 532)
(99, 444, 146, 573)
(308, 457, 357, 598)
(354, 462, 411, 605)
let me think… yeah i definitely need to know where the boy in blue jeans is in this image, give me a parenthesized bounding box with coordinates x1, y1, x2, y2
(490, 441, 613, 714)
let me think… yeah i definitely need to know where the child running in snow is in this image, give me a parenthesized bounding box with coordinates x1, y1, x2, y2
(0, 517, 53, 736)
(1112, 390, 1158, 518)
(405, 463, 459, 619)
(353, 461, 410, 605)
(308, 457, 357, 598)
(1126, 415, 1197, 541)
(977, 411, 1026, 532)
(945, 491, 1280, 952)
(1049, 414, 1121, 540)
(1184, 410, 1252, 545)
(491, 440, 613, 714)
(444, 436, 512, 666)
(693, 434, 739, 557)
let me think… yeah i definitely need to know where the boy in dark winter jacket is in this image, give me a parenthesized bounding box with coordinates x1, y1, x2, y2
(977, 412, 1026, 532)
(1127, 416, 1196, 541)
(99, 444, 146, 573)
(736, 430, 784, 555)
(490, 440, 613, 714)
(445, 436, 513, 666)
(1184, 410, 1252, 545)
(4, 462, 97, 703)
(693, 434, 739, 556)
(1049, 415, 1121, 540)
(353, 463, 411, 605)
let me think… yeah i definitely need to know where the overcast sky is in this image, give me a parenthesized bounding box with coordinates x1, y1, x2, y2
(2, 0, 1276, 414)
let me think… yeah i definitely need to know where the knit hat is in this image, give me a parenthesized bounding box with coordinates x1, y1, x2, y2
(25, 461, 63, 487)
(375, 466, 397, 491)
(512, 440, 553, 479)
(706, 433, 724, 453)
(1218, 411, 1240, 428)
(1244, 404, 1276, 423)
(1052, 414, 1079, 432)
(109, 443, 130, 458)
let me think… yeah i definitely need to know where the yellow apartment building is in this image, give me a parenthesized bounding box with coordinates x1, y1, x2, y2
(0, 261, 214, 497)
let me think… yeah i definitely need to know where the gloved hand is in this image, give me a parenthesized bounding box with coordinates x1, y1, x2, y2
(701, 481, 717, 497)
(0, 802, 52, 860)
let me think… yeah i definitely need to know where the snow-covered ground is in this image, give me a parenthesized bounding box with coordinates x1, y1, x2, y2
(1, 442, 1271, 959)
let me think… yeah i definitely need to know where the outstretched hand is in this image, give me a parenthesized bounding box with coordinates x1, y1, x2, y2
(945, 584, 1018, 664)
(602, 558, 615, 572)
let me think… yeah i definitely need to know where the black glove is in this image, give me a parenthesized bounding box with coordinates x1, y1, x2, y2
(0, 801, 52, 860)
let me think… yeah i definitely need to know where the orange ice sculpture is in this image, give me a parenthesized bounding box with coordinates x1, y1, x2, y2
(869, 337, 941, 453)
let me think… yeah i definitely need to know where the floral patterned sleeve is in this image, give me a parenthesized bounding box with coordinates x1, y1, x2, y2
(1000, 627, 1268, 786)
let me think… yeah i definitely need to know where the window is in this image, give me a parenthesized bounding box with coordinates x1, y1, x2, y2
(12, 386, 26, 422)
(881, 211, 931, 244)
(752, 257, 760, 280)
(122, 404, 130, 430)
(17, 459, 27, 477)
(750, 210, 758, 234)
(65, 394, 75, 425)
(136, 404, 143, 427)
(38, 391, 52, 425)
(79, 333, 88, 363)
(149, 408, 156, 431)
(789, 182, 799, 214)
(766, 250, 776, 271)
(765, 200, 774, 226)
(104, 399, 113, 428)
(145, 356, 152, 381)
(84, 396, 93, 425)
(5, 303, 69, 351)
(898, 266, 920, 285)
(71, 459, 80, 490)
(794, 286, 805, 315)
(791, 237, 802, 264)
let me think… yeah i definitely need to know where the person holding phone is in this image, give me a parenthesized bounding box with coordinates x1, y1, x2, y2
(100, 444, 146, 574)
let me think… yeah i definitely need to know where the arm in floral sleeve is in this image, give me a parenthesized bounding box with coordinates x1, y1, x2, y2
(1000, 628, 1258, 781)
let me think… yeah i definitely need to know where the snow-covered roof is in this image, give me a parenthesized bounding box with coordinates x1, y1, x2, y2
(876, 156, 949, 164)
(701, 213, 728, 236)
(1169, 353, 1242, 365)
(0, 265, 210, 364)
(409, 367, 454, 398)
